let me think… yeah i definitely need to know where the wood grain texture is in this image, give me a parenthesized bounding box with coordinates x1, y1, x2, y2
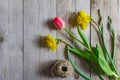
(0, 0, 23, 80)
(0, 0, 8, 79)
(0, 0, 119, 80)
(24, 0, 40, 80)
(24, 0, 58, 80)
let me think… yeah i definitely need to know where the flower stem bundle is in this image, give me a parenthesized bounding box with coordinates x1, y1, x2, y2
(44, 9, 120, 80)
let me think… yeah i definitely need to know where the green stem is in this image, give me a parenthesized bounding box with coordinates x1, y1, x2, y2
(112, 37, 115, 64)
(90, 63, 106, 80)
(59, 39, 119, 79)
(108, 16, 116, 64)
(92, 20, 118, 75)
(64, 27, 94, 54)
(109, 76, 114, 80)
(113, 73, 119, 78)
(67, 46, 93, 80)
(99, 27, 118, 76)
(64, 27, 85, 46)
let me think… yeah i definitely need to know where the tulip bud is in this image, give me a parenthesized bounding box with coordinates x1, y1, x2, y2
(53, 17, 65, 30)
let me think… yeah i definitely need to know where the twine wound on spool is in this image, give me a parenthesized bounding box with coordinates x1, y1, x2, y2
(51, 60, 74, 78)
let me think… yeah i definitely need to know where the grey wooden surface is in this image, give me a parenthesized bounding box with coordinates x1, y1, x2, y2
(0, 0, 120, 80)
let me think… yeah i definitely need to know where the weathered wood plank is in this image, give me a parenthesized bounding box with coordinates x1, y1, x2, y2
(0, 0, 8, 80)
(0, 0, 23, 80)
(5, 0, 23, 80)
(24, 0, 57, 80)
(38, 0, 57, 80)
(24, 0, 40, 80)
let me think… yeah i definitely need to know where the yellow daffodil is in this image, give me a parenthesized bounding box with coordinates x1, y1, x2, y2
(45, 34, 57, 51)
(76, 10, 90, 30)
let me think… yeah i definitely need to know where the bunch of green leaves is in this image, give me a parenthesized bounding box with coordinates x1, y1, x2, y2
(64, 9, 119, 80)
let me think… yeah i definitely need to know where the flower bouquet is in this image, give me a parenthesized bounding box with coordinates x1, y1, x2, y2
(44, 9, 120, 80)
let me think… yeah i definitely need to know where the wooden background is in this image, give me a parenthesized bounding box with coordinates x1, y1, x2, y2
(0, 0, 120, 80)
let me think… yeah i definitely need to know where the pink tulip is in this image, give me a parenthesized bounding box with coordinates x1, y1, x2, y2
(53, 17, 65, 30)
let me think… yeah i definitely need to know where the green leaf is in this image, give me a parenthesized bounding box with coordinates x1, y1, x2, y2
(118, 77, 120, 80)
(77, 27, 90, 49)
(68, 45, 105, 80)
(90, 63, 106, 80)
(67, 46, 93, 80)
(91, 47, 99, 58)
(69, 45, 97, 63)
(96, 45, 118, 77)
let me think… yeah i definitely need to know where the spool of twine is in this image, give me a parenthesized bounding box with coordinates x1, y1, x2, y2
(51, 60, 74, 78)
